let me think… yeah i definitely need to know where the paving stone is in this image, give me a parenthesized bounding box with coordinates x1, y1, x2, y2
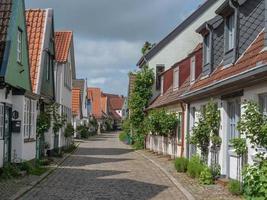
(20, 132, 187, 200)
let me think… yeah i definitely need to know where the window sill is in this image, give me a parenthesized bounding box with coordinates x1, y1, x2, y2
(24, 138, 36, 143)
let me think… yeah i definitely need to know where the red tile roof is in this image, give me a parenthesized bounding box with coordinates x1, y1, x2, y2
(0, 0, 12, 66)
(26, 9, 47, 93)
(101, 95, 107, 114)
(55, 31, 72, 63)
(87, 87, 102, 119)
(72, 87, 81, 116)
(187, 31, 267, 95)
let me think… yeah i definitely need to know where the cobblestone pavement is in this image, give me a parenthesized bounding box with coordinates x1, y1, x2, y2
(140, 151, 243, 200)
(20, 132, 187, 200)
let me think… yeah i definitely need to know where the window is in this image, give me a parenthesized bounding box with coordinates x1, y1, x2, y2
(156, 66, 165, 90)
(160, 76, 164, 95)
(17, 29, 22, 63)
(24, 99, 36, 139)
(259, 93, 267, 116)
(0, 104, 4, 139)
(190, 56, 196, 84)
(226, 14, 235, 51)
(173, 67, 179, 91)
(203, 34, 210, 65)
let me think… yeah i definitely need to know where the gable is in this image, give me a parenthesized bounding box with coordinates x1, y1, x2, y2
(1, 0, 31, 91)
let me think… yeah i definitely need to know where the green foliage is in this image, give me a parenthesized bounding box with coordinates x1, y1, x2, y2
(190, 100, 221, 162)
(0, 164, 20, 179)
(147, 109, 178, 136)
(230, 138, 247, 157)
(129, 66, 154, 148)
(64, 123, 74, 138)
(50, 103, 67, 135)
(37, 112, 51, 136)
(119, 132, 128, 142)
(141, 41, 155, 55)
(199, 166, 213, 185)
(77, 125, 90, 139)
(190, 117, 210, 160)
(187, 155, 204, 178)
(174, 157, 189, 173)
(228, 180, 243, 196)
(243, 161, 267, 199)
(237, 101, 267, 160)
(210, 163, 221, 179)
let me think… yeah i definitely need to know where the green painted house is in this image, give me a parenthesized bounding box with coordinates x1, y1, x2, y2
(0, 0, 38, 167)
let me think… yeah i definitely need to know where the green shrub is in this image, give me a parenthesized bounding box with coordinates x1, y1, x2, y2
(174, 157, 189, 173)
(18, 161, 34, 174)
(77, 125, 90, 139)
(29, 166, 47, 176)
(0, 164, 20, 179)
(228, 180, 242, 195)
(243, 161, 267, 199)
(199, 166, 213, 185)
(119, 132, 128, 142)
(187, 155, 204, 178)
(64, 123, 74, 138)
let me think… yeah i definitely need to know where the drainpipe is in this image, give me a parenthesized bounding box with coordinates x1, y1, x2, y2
(186, 103, 190, 159)
(180, 102, 185, 158)
(229, 0, 239, 61)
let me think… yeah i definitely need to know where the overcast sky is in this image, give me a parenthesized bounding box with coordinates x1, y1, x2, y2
(25, 0, 204, 95)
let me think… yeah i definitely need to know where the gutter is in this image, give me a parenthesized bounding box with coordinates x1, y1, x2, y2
(181, 63, 267, 99)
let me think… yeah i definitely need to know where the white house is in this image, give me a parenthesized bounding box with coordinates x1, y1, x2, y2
(54, 31, 76, 149)
(182, 0, 267, 180)
(0, 0, 38, 167)
(137, 0, 225, 99)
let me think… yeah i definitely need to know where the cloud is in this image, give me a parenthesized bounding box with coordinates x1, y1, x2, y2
(25, 0, 204, 95)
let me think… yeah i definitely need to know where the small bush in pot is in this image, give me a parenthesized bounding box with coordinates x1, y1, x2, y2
(174, 157, 189, 173)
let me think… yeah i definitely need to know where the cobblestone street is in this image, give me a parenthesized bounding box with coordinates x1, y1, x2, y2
(20, 132, 187, 200)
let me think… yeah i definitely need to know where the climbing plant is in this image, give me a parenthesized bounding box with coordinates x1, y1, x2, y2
(49, 103, 67, 135)
(36, 111, 51, 137)
(147, 109, 178, 136)
(129, 66, 154, 149)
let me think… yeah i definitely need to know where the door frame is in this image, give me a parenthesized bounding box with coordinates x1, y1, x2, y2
(3, 103, 12, 164)
(226, 98, 241, 178)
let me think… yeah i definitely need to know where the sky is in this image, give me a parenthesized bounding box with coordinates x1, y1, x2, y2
(25, 0, 204, 95)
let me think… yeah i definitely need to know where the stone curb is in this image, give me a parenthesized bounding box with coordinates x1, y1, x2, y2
(136, 150, 196, 200)
(9, 143, 80, 200)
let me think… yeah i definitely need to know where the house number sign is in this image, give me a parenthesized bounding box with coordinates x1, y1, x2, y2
(12, 110, 19, 120)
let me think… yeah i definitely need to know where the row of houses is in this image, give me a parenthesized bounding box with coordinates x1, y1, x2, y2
(134, 0, 267, 180)
(0, 0, 93, 167)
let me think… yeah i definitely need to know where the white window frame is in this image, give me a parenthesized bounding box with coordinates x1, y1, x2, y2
(24, 99, 36, 139)
(190, 56, 196, 84)
(17, 28, 22, 63)
(226, 14, 235, 51)
(204, 34, 210, 65)
(173, 67, 179, 91)
(160, 76, 164, 96)
(259, 93, 267, 116)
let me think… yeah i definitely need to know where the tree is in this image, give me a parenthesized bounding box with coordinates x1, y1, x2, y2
(141, 41, 156, 55)
(128, 66, 154, 148)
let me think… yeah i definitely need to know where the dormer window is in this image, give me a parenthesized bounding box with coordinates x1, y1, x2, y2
(226, 14, 235, 51)
(173, 67, 179, 91)
(190, 56, 195, 84)
(160, 76, 164, 95)
(17, 28, 22, 63)
(203, 34, 211, 65)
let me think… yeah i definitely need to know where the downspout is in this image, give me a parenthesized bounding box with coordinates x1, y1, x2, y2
(186, 103, 190, 159)
(180, 102, 185, 158)
(229, 0, 239, 62)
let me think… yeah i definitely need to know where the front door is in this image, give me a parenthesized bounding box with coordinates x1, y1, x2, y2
(3, 105, 12, 164)
(227, 99, 240, 178)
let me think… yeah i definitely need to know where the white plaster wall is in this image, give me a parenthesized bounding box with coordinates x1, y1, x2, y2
(242, 81, 267, 165)
(147, 0, 225, 94)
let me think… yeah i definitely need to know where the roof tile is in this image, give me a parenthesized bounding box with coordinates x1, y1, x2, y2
(55, 31, 72, 63)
